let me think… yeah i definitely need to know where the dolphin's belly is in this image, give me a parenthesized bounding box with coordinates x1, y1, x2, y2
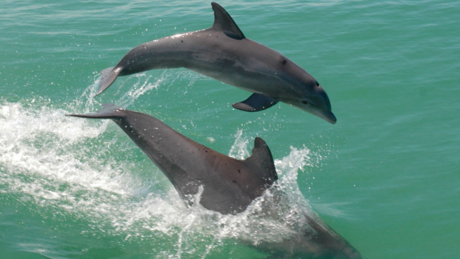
(187, 53, 281, 95)
(183, 35, 289, 96)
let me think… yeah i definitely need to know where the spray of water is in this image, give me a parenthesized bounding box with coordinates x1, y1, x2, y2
(0, 74, 331, 258)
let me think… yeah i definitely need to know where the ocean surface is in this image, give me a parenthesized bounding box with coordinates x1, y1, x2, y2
(1, 0, 459, 258)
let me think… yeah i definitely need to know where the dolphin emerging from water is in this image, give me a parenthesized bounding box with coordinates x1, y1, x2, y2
(68, 104, 359, 258)
(95, 2, 336, 124)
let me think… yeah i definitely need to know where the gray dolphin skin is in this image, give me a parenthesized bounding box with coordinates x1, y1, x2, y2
(68, 104, 359, 258)
(95, 2, 336, 124)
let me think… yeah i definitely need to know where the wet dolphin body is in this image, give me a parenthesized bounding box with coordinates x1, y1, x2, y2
(70, 104, 277, 214)
(96, 2, 336, 124)
(68, 104, 360, 258)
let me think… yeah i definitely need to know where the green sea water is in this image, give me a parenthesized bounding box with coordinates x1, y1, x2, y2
(1, 0, 459, 258)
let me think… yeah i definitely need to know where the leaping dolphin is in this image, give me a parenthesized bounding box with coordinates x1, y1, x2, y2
(95, 2, 337, 124)
(67, 104, 359, 258)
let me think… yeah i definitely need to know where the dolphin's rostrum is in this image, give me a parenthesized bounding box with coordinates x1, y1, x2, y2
(96, 2, 337, 124)
(67, 104, 359, 258)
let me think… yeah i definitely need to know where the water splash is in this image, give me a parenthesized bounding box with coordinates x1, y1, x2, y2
(0, 80, 326, 258)
(100, 69, 204, 110)
(228, 129, 250, 160)
(116, 73, 164, 108)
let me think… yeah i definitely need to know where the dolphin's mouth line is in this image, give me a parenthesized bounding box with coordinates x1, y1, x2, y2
(302, 100, 330, 113)
(300, 100, 336, 124)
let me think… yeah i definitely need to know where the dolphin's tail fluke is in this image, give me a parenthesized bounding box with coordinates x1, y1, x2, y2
(94, 67, 122, 97)
(66, 104, 125, 120)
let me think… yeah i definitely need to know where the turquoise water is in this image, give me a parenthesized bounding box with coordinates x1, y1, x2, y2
(1, 0, 459, 258)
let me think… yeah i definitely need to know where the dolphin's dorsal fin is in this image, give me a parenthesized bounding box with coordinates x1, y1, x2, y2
(211, 2, 245, 40)
(245, 137, 278, 182)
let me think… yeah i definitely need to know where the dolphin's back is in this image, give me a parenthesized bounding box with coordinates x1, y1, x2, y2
(68, 104, 277, 214)
(68, 104, 361, 257)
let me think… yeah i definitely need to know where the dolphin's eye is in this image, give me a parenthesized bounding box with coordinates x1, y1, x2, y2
(315, 81, 320, 86)
(302, 100, 310, 105)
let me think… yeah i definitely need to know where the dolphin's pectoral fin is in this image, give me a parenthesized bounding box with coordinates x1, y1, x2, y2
(94, 66, 122, 97)
(232, 93, 278, 112)
(245, 137, 278, 183)
(211, 2, 245, 40)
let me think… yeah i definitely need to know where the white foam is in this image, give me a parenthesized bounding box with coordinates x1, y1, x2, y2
(0, 81, 331, 258)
